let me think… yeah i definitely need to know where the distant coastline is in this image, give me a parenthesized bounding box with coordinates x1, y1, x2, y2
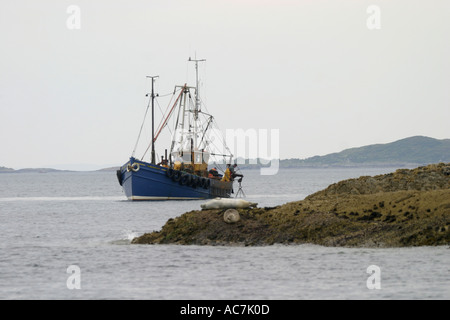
(0, 164, 422, 173)
(0, 167, 113, 173)
(0, 167, 73, 173)
(237, 136, 450, 170)
(2, 135, 449, 173)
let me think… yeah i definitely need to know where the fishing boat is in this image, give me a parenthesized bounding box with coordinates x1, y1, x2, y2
(116, 58, 242, 200)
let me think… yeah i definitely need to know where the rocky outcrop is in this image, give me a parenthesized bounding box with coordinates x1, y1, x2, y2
(132, 163, 450, 247)
(306, 163, 450, 199)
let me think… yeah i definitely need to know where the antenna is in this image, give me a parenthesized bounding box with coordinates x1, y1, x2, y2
(188, 57, 206, 113)
(188, 57, 206, 154)
(146, 75, 159, 164)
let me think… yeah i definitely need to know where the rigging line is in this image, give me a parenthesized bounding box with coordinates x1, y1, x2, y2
(198, 116, 213, 146)
(155, 98, 173, 138)
(199, 99, 233, 158)
(154, 88, 179, 135)
(170, 91, 184, 157)
(158, 91, 176, 98)
(141, 100, 168, 161)
(154, 86, 185, 142)
(141, 139, 150, 160)
(155, 95, 172, 135)
(205, 134, 233, 160)
(155, 97, 165, 118)
(199, 96, 209, 114)
(131, 97, 151, 158)
(142, 88, 183, 160)
(209, 152, 233, 157)
(210, 118, 234, 157)
(209, 145, 232, 160)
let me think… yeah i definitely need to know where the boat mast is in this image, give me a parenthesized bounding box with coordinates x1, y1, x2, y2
(188, 57, 206, 151)
(188, 57, 206, 114)
(146, 75, 159, 164)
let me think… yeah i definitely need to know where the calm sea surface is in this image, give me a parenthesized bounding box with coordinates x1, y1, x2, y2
(0, 167, 448, 300)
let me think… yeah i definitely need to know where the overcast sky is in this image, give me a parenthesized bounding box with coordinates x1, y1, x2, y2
(1, 0, 449, 170)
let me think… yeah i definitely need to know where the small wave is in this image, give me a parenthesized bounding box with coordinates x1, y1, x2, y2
(124, 230, 139, 241)
(0, 196, 125, 202)
(109, 230, 140, 245)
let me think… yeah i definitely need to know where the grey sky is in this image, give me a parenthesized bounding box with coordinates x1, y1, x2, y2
(0, 0, 449, 170)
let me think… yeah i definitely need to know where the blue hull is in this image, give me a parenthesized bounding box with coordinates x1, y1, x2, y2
(117, 157, 233, 200)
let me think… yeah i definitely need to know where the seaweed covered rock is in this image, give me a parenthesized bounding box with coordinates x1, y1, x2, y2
(132, 163, 450, 247)
(306, 163, 450, 199)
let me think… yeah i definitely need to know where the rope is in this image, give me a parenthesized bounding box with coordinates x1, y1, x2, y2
(132, 98, 151, 158)
(155, 97, 173, 137)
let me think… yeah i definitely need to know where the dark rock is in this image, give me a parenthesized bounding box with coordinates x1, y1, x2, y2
(132, 163, 450, 247)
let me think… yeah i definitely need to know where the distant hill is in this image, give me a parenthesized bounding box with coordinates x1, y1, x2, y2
(0, 167, 73, 173)
(295, 136, 450, 167)
(0, 165, 119, 173)
(234, 136, 450, 169)
(97, 166, 120, 172)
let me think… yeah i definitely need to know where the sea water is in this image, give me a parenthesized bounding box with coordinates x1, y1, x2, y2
(0, 168, 448, 300)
